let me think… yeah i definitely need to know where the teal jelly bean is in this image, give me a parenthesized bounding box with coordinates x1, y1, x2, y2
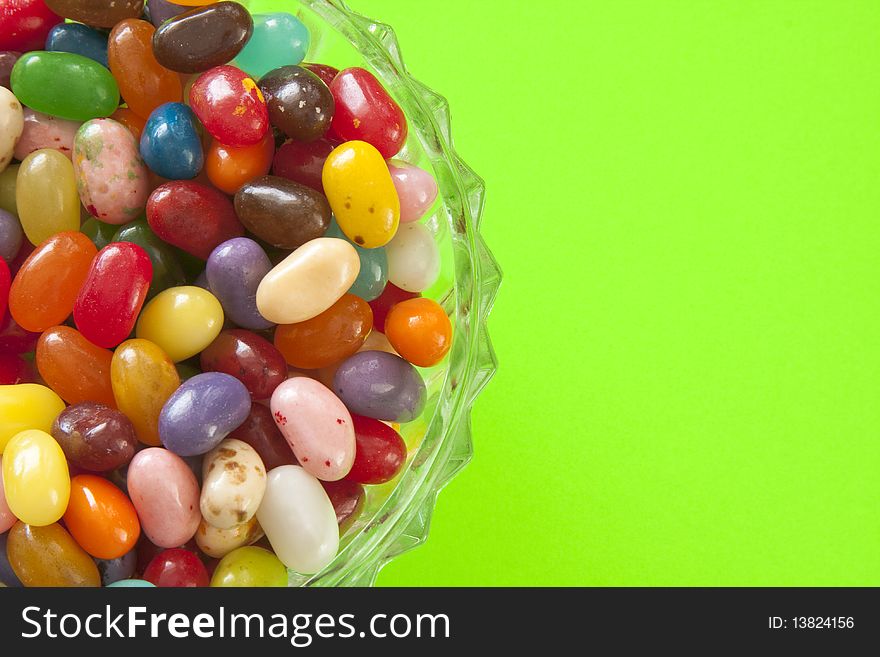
(326, 219, 388, 301)
(107, 579, 156, 587)
(235, 13, 309, 78)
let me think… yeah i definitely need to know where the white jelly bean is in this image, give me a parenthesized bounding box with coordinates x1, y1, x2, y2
(0, 88, 24, 174)
(386, 222, 440, 292)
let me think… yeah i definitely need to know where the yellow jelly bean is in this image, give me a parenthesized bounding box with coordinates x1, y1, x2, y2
(322, 140, 400, 248)
(136, 286, 224, 362)
(111, 339, 181, 446)
(15, 149, 80, 245)
(0, 384, 66, 453)
(2, 430, 71, 526)
(0, 163, 18, 215)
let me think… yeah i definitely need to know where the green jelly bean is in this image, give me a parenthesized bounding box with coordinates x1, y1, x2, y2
(0, 164, 18, 216)
(11, 52, 119, 122)
(112, 218, 186, 298)
(81, 217, 118, 250)
(210, 546, 288, 587)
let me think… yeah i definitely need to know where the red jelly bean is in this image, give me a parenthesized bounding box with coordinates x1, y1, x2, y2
(199, 329, 287, 400)
(272, 138, 335, 194)
(321, 479, 364, 532)
(228, 402, 298, 470)
(0, 0, 62, 52)
(302, 63, 339, 88)
(0, 257, 9, 320)
(345, 415, 407, 485)
(368, 282, 420, 333)
(0, 349, 34, 384)
(0, 311, 39, 354)
(329, 67, 407, 159)
(147, 181, 244, 260)
(189, 65, 268, 147)
(143, 548, 209, 587)
(73, 243, 152, 348)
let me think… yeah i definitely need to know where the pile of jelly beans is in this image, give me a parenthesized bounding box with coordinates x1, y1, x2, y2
(0, 0, 452, 588)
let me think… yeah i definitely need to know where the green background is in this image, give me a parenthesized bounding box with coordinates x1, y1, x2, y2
(340, 0, 880, 586)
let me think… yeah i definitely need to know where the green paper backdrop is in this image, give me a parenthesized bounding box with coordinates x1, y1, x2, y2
(335, 0, 880, 585)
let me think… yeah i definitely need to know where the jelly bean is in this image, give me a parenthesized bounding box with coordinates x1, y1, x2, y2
(153, 2, 253, 74)
(108, 19, 182, 120)
(13, 108, 80, 161)
(0, 456, 15, 533)
(143, 547, 209, 587)
(200, 438, 266, 529)
(147, 181, 244, 259)
(387, 160, 438, 223)
(74, 118, 150, 224)
(205, 238, 273, 330)
(385, 297, 452, 368)
(2, 429, 69, 526)
(6, 521, 100, 587)
(190, 65, 268, 147)
(321, 479, 364, 532)
(45, 22, 108, 67)
(234, 175, 331, 250)
(0, 258, 8, 318)
(303, 62, 339, 88)
(330, 68, 407, 159)
(333, 351, 426, 422)
(236, 12, 308, 78)
(274, 294, 372, 370)
(386, 222, 441, 293)
(270, 377, 354, 481)
(44, 0, 144, 28)
(0, 532, 23, 586)
(73, 242, 152, 348)
(11, 51, 119, 121)
(0, 52, 20, 90)
(228, 402, 297, 470)
(96, 549, 137, 586)
(272, 137, 334, 194)
(81, 217, 116, 249)
(346, 415, 406, 485)
(140, 102, 204, 180)
(0, 163, 19, 215)
(0, 209, 22, 262)
(159, 372, 250, 456)
(52, 403, 137, 473)
(109, 108, 145, 144)
(322, 140, 400, 248)
(0, 350, 34, 385)
(368, 281, 419, 334)
(15, 148, 79, 245)
(211, 546, 286, 587)
(0, 1, 62, 52)
(0, 87, 24, 173)
(108, 578, 155, 587)
(256, 465, 338, 574)
(195, 515, 262, 558)
(259, 65, 334, 142)
(175, 360, 201, 381)
(206, 133, 273, 195)
(325, 219, 388, 301)
(0, 383, 65, 452)
(359, 329, 398, 356)
(112, 218, 187, 298)
(145, 0, 189, 28)
(136, 286, 224, 362)
(127, 447, 201, 548)
(0, 311, 40, 354)
(256, 237, 359, 324)
(36, 326, 116, 406)
(199, 329, 286, 399)
(169, 0, 221, 5)
(64, 475, 140, 559)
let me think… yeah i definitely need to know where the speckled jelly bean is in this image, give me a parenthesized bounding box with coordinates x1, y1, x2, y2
(326, 219, 388, 301)
(11, 51, 119, 121)
(6, 521, 100, 587)
(199, 329, 286, 399)
(136, 286, 225, 362)
(333, 350, 426, 422)
(73, 242, 152, 348)
(256, 237, 360, 324)
(96, 550, 137, 586)
(45, 22, 108, 67)
(321, 479, 365, 532)
(127, 447, 200, 548)
(0, 209, 22, 262)
(2, 429, 69, 526)
(63, 474, 140, 559)
(387, 160, 438, 223)
(195, 515, 263, 558)
(51, 402, 137, 472)
(190, 65, 268, 147)
(0, 87, 23, 173)
(112, 218, 187, 298)
(322, 140, 400, 248)
(235, 13, 309, 78)
(140, 102, 204, 180)
(45, 0, 143, 29)
(205, 238, 273, 330)
(385, 297, 452, 367)
(74, 118, 150, 224)
(228, 402, 297, 470)
(13, 108, 80, 161)
(211, 546, 286, 587)
(330, 67, 407, 159)
(143, 547, 209, 587)
(36, 325, 116, 406)
(386, 222, 441, 293)
(15, 148, 79, 245)
(272, 137, 334, 194)
(206, 133, 274, 195)
(259, 65, 334, 142)
(200, 438, 266, 529)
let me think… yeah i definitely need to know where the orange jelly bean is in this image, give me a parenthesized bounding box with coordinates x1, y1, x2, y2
(8, 231, 96, 332)
(63, 474, 140, 560)
(36, 326, 116, 407)
(108, 19, 182, 120)
(384, 297, 452, 367)
(110, 107, 147, 141)
(206, 135, 275, 195)
(274, 293, 373, 369)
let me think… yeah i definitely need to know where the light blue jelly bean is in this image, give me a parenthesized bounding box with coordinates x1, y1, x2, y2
(107, 579, 156, 588)
(235, 13, 309, 78)
(45, 23, 109, 68)
(326, 219, 388, 301)
(140, 102, 204, 180)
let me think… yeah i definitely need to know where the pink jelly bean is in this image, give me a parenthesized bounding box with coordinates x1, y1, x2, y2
(13, 108, 80, 161)
(387, 160, 438, 223)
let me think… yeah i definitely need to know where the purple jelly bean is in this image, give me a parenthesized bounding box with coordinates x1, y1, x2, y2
(333, 350, 427, 422)
(145, 0, 189, 28)
(158, 371, 251, 456)
(206, 237, 273, 330)
(95, 549, 137, 586)
(0, 532, 23, 587)
(0, 209, 23, 263)
(0, 52, 20, 90)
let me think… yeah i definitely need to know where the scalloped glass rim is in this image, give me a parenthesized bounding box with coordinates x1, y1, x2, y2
(247, 0, 501, 586)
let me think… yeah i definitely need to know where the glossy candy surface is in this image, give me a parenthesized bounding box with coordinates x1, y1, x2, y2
(112, 217, 187, 298)
(74, 242, 152, 348)
(44, 0, 143, 28)
(388, 160, 438, 223)
(190, 65, 268, 147)
(45, 22, 108, 67)
(6, 521, 100, 587)
(81, 217, 117, 249)
(346, 415, 406, 485)
(143, 548, 209, 587)
(322, 140, 400, 248)
(11, 51, 119, 121)
(369, 282, 419, 334)
(136, 286, 225, 361)
(385, 297, 452, 367)
(51, 402, 137, 472)
(0, 87, 23, 173)
(36, 326, 115, 406)
(201, 438, 266, 529)
(146, 0, 189, 27)
(111, 339, 180, 447)
(1, 1, 61, 52)
(140, 102, 204, 180)
(259, 65, 334, 142)
(14, 108, 80, 161)
(63, 475, 140, 559)
(210, 546, 286, 587)
(206, 133, 273, 194)
(333, 351, 426, 422)
(385, 222, 441, 292)
(110, 107, 146, 142)
(303, 62, 339, 88)
(15, 148, 80, 245)
(199, 329, 286, 399)
(228, 402, 297, 470)
(325, 219, 388, 301)
(195, 515, 262, 558)
(205, 238, 273, 330)
(235, 13, 309, 78)
(0, 456, 17, 533)
(272, 137, 334, 194)
(0, 384, 65, 452)
(2, 429, 69, 526)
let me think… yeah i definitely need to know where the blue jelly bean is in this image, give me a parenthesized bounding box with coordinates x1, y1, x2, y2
(326, 219, 388, 301)
(235, 13, 309, 78)
(45, 23, 109, 68)
(108, 578, 156, 587)
(140, 102, 204, 180)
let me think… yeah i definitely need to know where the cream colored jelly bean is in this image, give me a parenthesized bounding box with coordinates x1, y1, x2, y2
(201, 439, 267, 530)
(195, 516, 264, 559)
(0, 87, 24, 173)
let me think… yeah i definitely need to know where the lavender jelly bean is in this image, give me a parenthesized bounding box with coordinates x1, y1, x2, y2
(333, 350, 427, 422)
(206, 237, 274, 330)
